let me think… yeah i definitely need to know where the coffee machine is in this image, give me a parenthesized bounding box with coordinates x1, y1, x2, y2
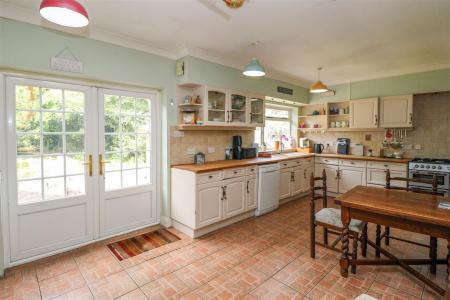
(337, 138, 350, 155)
(232, 136, 243, 160)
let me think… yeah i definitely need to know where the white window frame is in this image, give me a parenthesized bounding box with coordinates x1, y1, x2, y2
(259, 104, 297, 150)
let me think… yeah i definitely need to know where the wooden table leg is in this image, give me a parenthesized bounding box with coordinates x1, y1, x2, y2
(340, 206, 350, 278)
(447, 238, 450, 284)
(376, 225, 381, 258)
(430, 237, 437, 274)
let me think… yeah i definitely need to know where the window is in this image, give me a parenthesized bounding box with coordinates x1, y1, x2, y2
(255, 105, 296, 150)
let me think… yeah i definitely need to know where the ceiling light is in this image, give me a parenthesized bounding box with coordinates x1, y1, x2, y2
(40, 0, 89, 28)
(243, 58, 266, 77)
(310, 67, 329, 93)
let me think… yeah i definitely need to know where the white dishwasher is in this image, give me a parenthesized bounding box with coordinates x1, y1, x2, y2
(255, 163, 280, 216)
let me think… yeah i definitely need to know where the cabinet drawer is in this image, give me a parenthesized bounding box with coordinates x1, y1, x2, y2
(246, 166, 258, 176)
(339, 159, 367, 168)
(223, 168, 245, 179)
(303, 157, 314, 166)
(367, 169, 407, 187)
(197, 171, 222, 185)
(279, 161, 291, 169)
(316, 157, 339, 165)
(291, 159, 303, 167)
(367, 161, 406, 172)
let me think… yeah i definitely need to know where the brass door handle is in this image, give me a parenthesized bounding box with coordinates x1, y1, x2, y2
(83, 155, 93, 177)
(99, 154, 111, 176)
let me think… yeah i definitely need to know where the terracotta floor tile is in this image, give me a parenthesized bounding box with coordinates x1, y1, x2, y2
(72, 244, 112, 266)
(141, 273, 190, 299)
(374, 266, 425, 298)
(88, 271, 137, 300)
(77, 254, 123, 284)
(38, 269, 86, 300)
(116, 289, 148, 300)
(366, 281, 421, 300)
(247, 278, 304, 300)
(0, 264, 40, 299)
(51, 286, 94, 300)
(35, 253, 77, 282)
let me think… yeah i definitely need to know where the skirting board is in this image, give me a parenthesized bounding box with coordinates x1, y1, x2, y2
(172, 211, 255, 238)
(280, 191, 310, 205)
(160, 216, 172, 228)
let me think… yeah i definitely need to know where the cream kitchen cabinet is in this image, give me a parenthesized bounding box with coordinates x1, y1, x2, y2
(249, 95, 265, 127)
(350, 98, 379, 128)
(379, 95, 413, 128)
(366, 161, 407, 188)
(338, 166, 367, 193)
(222, 176, 246, 219)
(246, 174, 257, 210)
(315, 163, 339, 193)
(300, 165, 314, 192)
(279, 168, 293, 200)
(291, 166, 304, 196)
(197, 181, 223, 228)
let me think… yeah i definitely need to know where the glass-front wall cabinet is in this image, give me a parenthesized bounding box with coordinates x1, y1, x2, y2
(250, 96, 265, 126)
(230, 92, 248, 124)
(206, 88, 227, 124)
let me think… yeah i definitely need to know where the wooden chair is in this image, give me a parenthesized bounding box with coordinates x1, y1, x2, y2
(381, 169, 441, 274)
(310, 170, 368, 274)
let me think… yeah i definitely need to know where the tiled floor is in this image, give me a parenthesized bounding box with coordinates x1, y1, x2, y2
(1, 196, 448, 299)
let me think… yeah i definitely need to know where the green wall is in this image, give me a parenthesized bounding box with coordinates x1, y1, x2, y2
(179, 56, 309, 104)
(309, 68, 450, 103)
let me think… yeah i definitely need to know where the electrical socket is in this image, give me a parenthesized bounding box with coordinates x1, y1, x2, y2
(414, 144, 422, 150)
(187, 147, 196, 155)
(208, 147, 215, 154)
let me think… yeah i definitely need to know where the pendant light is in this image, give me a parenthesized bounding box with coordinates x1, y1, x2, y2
(243, 58, 266, 77)
(310, 67, 329, 93)
(40, 0, 89, 28)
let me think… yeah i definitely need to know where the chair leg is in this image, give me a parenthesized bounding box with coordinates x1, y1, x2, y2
(324, 228, 329, 245)
(361, 224, 368, 258)
(351, 233, 359, 274)
(385, 226, 390, 246)
(376, 225, 381, 258)
(310, 224, 316, 259)
(430, 237, 437, 274)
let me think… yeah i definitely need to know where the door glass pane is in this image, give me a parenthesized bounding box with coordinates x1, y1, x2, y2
(15, 84, 86, 204)
(230, 94, 247, 123)
(207, 90, 226, 122)
(104, 93, 152, 191)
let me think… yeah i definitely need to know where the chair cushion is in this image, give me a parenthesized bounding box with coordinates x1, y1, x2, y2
(315, 208, 365, 233)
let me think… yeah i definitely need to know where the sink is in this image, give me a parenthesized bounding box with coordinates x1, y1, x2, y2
(273, 152, 307, 158)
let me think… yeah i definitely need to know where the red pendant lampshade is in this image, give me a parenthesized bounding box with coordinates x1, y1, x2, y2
(40, 0, 89, 28)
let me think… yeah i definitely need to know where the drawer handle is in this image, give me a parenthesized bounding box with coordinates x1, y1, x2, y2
(384, 165, 388, 168)
(234, 171, 238, 174)
(209, 175, 213, 179)
(250, 169, 254, 172)
(351, 162, 355, 164)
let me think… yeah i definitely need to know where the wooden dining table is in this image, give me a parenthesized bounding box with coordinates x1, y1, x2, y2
(335, 186, 450, 297)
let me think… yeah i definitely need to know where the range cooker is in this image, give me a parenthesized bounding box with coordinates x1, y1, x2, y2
(408, 158, 450, 196)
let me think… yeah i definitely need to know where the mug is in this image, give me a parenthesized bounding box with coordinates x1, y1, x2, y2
(336, 121, 341, 128)
(339, 108, 345, 115)
(341, 120, 347, 128)
(330, 122, 336, 128)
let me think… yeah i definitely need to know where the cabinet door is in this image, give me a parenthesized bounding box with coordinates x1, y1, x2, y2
(291, 167, 303, 196)
(249, 95, 265, 127)
(314, 164, 339, 193)
(229, 91, 248, 125)
(196, 182, 223, 228)
(367, 169, 407, 188)
(223, 177, 246, 219)
(339, 167, 366, 193)
(246, 176, 257, 210)
(379, 95, 413, 128)
(280, 168, 292, 199)
(301, 166, 314, 192)
(350, 98, 379, 128)
(205, 87, 228, 125)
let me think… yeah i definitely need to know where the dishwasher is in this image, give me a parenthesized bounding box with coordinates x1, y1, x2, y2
(255, 163, 280, 216)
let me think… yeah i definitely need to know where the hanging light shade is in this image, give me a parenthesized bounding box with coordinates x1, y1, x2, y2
(243, 58, 266, 77)
(40, 0, 89, 28)
(310, 67, 329, 93)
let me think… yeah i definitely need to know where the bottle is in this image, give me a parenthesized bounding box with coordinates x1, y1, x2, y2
(225, 146, 232, 160)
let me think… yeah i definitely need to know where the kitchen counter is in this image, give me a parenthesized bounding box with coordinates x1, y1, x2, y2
(171, 153, 410, 173)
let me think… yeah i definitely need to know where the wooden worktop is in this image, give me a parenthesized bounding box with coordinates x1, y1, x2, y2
(172, 153, 410, 173)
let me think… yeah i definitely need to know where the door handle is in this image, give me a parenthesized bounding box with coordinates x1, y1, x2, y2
(99, 154, 111, 176)
(335, 169, 339, 180)
(247, 180, 250, 193)
(83, 154, 93, 177)
(304, 169, 307, 179)
(374, 114, 378, 126)
(409, 113, 413, 124)
(223, 186, 227, 200)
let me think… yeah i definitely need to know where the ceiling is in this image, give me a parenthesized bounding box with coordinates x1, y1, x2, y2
(1, 0, 450, 87)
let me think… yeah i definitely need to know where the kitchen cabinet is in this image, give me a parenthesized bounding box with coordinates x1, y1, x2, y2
(280, 168, 293, 200)
(338, 167, 366, 193)
(197, 182, 223, 228)
(291, 166, 304, 196)
(366, 161, 407, 188)
(246, 175, 257, 210)
(301, 166, 314, 192)
(205, 87, 228, 125)
(222, 177, 246, 219)
(229, 91, 249, 125)
(315, 163, 339, 193)
(349, 98, 379, 128)
(249, 95, 265, 127)
(379, 95, 413, 128)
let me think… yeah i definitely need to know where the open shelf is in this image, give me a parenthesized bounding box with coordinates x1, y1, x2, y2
(328, 114, 350, 117)
(177, 124, 256, 131)
(179, 103, 202, 107)
(298, 115, 327, 118)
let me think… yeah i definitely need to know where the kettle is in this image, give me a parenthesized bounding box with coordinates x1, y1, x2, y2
(314, 144, 324, 154)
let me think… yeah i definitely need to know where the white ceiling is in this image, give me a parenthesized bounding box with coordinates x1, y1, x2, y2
(1, 0, 450, 87)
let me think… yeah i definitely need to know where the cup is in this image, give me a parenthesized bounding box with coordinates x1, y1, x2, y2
(336, 121, 341, 128)
(341, 120, 347, 128)
(339, 108, 345, 115)
(330, 122, 336, 128)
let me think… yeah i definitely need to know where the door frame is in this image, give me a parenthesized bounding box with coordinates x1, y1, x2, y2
(0, 72, 162, 268)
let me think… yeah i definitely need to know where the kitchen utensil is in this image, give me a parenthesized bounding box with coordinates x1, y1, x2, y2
(314, 144, 325, 154)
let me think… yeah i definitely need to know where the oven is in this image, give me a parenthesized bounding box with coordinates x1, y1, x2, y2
(408, 170, 450, 196)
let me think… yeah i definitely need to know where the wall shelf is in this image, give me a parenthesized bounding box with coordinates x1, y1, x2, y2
(177, 125, 256, 131)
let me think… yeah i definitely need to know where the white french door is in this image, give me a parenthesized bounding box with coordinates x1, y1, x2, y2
(98, 89, 157, 237)
(4, 77, 158, 263)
